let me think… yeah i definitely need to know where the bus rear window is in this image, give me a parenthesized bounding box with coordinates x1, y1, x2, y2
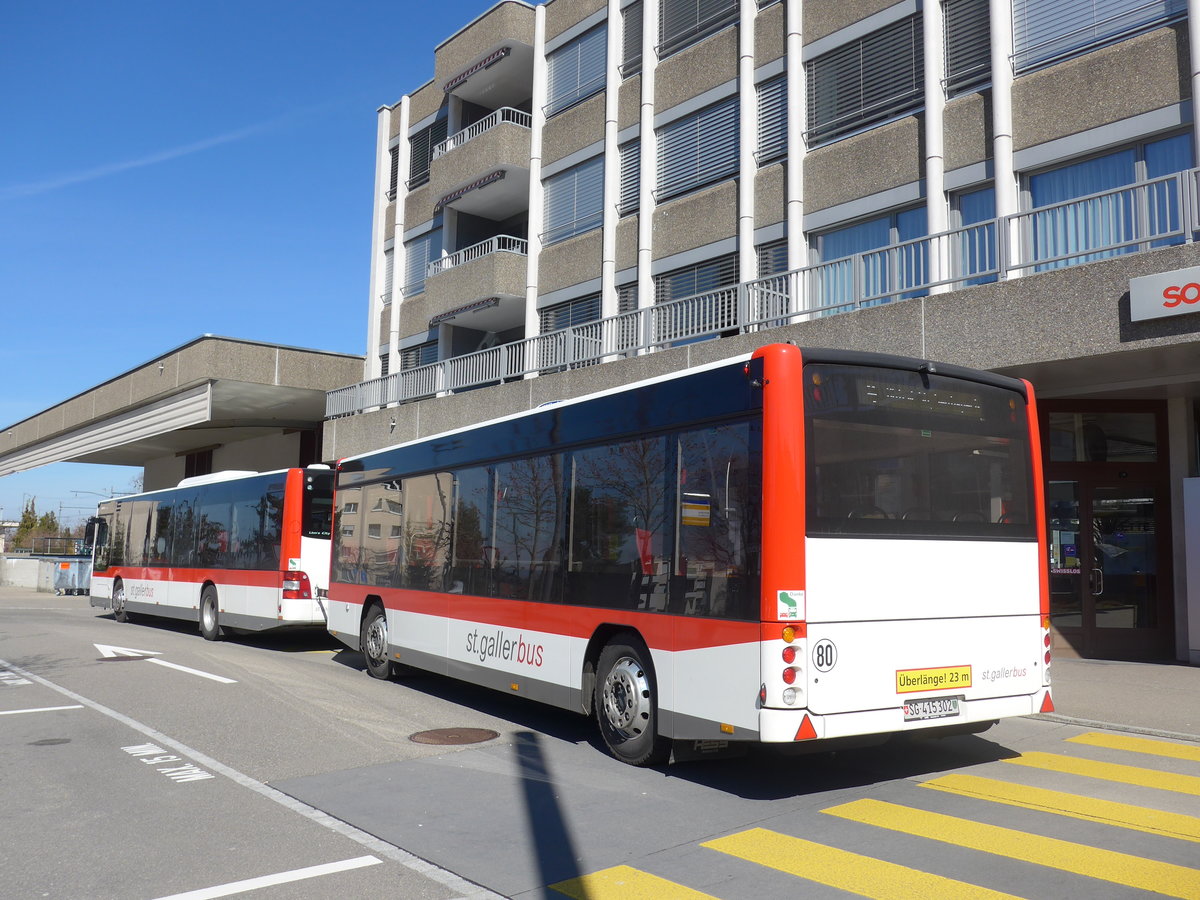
(303, 471, 334, 539)
(805, 364, 1035, 539)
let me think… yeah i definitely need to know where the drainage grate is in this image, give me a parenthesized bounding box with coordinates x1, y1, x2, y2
(409, 728, 499, 746)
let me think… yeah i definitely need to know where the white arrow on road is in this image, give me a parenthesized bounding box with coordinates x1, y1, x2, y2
(94, 643, 237, 684)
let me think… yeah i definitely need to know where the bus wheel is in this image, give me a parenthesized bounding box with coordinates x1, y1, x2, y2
(112, 582, 130, 623)
(361, 605, 393, 680)
(200, 587, 222, 641)
(595, 639, 671, 766)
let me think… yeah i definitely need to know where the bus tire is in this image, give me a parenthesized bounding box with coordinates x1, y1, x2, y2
(200, 586, 222, 641)
(595, 638, 671, 767)
(361, 604, 393, 680)
(112, 581, 130, 623)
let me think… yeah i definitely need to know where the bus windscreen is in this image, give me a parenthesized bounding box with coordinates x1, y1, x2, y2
(804, 364, 1035, 539)
(302, 470, 334, 539)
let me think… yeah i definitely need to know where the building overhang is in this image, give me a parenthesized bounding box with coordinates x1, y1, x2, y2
(0, 335, 363, 477)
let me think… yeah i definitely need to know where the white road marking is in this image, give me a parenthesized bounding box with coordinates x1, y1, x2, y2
(0, 657, 499, 899)
(94, 643, 237, 684)
(147, 658, 238, 684)
(0, 704, 84, 716)
(152, 856, 382, 900)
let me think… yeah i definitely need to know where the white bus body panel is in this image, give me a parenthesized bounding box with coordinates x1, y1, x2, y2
(801, 538, 1044, 716)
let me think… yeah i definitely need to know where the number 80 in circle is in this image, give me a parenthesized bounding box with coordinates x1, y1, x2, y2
(812, 639, 837, 672)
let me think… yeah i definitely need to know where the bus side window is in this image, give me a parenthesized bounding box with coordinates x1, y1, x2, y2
(493, 455, 565, 603)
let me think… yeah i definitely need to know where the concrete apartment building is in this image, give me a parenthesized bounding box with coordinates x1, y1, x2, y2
(322, 0, 1200, 665)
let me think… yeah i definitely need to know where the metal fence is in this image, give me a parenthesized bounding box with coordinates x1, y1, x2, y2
(432, 107, 533, 161)
(426, 235, 528, 278)
(328, 167, 1199, 418)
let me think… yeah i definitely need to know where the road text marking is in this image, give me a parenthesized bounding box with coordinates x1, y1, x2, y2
(123, 743, 215, 783)
(94, 643, 237, 684)
(151, 855, 382, 900)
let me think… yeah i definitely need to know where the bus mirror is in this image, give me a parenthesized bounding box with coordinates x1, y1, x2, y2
(83, 518, 99, 548)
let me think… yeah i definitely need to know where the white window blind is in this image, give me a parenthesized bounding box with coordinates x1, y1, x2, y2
(408, 118, 448, 188)
(619, 139, 640, 214)
(806, 14, 924, 146)
(654, 252, 738, 303)
(944, 0, 991, 94)
(540, 293, 601, 332)
(622, 0, 644, 75)
(546, 24, 607, 116)
(756, 238, 788, 277)
(402, 229, 441, 297)
(756, 75, 787, 164)
(543, 156, 605, 244)
(658, 0, 738, 58)
(382, 248, 394, 299)
(657, 95, 739, 202)
(1013, 0, 1186, 71)
(400, 341, 438, 371)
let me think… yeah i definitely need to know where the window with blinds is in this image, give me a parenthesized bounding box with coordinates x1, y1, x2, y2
(654, 252, 739, 303)
(379, 354, 390, 377)
(658, 0, 738, 58)
(400, 341, 439, 371)
(388, 147, 399, 200)
(756, 238, 788, 277)
(657, 95, 739, 202)
(408, 117, 448, 189)
(756, 75, 787, 164)
(402, 229, 441, 297)
(944, 0, 990, 95)
(617, 281, 638, 312)
(806, 14, 924, 147)
(619, 140, 640, 215)
(540, 293, 601, 332)
(543, 156, 605, 244)
(1013, 0, 1185, 71)
(382, 248, 394, 301)
(622, 0, 644, 76)
(546, 24, 607, 116)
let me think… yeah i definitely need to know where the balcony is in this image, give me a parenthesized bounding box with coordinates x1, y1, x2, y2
(329, 168, 1200, 417)
(429, 110, 532, 220)
(423, 235, 528, 333)
(434, 3, 535, 110)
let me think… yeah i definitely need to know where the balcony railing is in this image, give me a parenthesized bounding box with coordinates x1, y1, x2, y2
(426, 235, 528, 278)
(431, 107, 533, 161)
(328, 168, 1199, 418)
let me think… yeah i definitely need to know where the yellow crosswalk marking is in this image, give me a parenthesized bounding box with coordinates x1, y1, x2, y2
(550, 865, 715, 899)
(1068, 731, 1200, 763)
(825, 799, 1200, 899)
(703, 828, 1024, 899)
(1005, 751, 1200, 796)
(923, 773, 1200, 842)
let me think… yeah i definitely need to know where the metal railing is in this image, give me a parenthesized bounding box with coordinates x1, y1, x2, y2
(426, 235, 528, 278)
(329, 168, 1199, 418)
(431, 107, 533, 160)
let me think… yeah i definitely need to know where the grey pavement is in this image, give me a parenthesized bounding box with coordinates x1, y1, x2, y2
(1043, 654, 1200, 742)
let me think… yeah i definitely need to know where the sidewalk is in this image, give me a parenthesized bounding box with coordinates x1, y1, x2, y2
(1043, 656, 1200, 742)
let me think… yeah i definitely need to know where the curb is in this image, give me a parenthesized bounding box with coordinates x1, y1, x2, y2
(1029, 712, 1200, 744)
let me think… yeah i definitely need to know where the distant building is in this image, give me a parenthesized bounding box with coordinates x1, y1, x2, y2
(323, 0, 1200, 663)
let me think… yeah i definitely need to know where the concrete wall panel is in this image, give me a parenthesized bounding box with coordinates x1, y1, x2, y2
(804, 117, 922, 213)
(944, 91, 992, 173)
(803, 0, 900, 46)
(543, 94, 606, 167)
(655, 26, 738, 114)
(539, 229, 604, 294)
(755, 162, 786, 228)
(652, 180, 738, 260)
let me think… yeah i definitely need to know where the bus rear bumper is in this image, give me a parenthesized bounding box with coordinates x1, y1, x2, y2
(759, 692, 1042, 743)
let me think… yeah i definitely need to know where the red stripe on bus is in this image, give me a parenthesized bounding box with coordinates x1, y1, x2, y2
(102, 567, 282, 588)
(1023, 379, 1051, 620)
(329, 585, 760, 651)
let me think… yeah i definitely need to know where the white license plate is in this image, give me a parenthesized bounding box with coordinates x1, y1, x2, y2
(903, 696, 961, 721)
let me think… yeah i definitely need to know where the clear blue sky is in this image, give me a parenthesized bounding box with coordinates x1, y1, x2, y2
(0, 0, 497, 526)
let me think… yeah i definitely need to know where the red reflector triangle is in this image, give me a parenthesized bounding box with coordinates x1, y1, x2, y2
(794, 715, 817, 741)
(1040, 691, 1055, 713)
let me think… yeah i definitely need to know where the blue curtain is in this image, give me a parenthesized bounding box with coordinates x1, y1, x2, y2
(816, 209, 927, 310)
(957, 187, 997, 285)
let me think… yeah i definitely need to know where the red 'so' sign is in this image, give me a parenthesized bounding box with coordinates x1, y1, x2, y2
(1162, 282, 1200, 307)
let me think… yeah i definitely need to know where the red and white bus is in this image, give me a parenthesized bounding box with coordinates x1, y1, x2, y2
(328, 344, 1051, 765)
(88, 467, 334, 639)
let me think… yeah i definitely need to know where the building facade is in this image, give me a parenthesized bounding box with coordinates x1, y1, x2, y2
(328, 0, 1200, 664)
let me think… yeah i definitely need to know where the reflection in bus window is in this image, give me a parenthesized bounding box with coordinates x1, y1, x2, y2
(493, 456, 565, 602)
(568, 437, 670, 611)
(360, 482, 403, 587)
(402, 472, 453, 591)
(675, 421, 761, 620)
(451, 466, 494, 597)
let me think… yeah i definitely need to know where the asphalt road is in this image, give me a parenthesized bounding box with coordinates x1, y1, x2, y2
(2, 586, 1198, 899)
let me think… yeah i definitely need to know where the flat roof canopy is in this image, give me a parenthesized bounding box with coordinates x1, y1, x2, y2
(0, 335, 363, 477)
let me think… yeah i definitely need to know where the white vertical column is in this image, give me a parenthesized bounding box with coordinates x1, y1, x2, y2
(601, 0, 623, 319)
(525, 5, 548, 345)
(923, 0, 949, 293)
(785, 0, 807, 276)
(738, 0, 757, 284)
(990, 0, 1020, 279)
(390, 97, 412, 373)
(367, 104, 393, 380)
(637, 0, 659, 314)
(1189, 0, 1200, 169)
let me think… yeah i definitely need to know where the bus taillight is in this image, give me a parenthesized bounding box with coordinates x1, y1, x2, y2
(282, 571, 313, 600)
